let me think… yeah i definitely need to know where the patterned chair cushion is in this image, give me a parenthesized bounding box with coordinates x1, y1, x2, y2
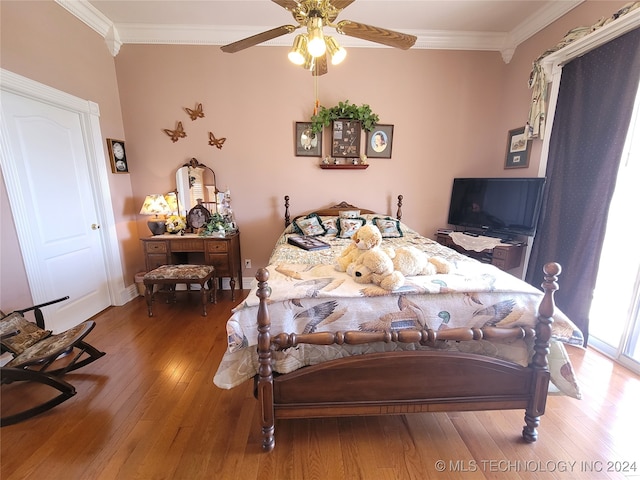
(0, 312, 52, 355)
(5, 322, 90, 368)
(144, 264, 215, 281)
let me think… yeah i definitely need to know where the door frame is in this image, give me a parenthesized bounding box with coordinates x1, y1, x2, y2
(0, 68, 125, 307)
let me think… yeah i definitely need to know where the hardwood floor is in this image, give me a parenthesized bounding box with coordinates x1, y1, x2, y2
(2, 291, 639, 480)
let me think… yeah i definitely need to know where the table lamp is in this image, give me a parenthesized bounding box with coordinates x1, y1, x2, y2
(164, 192, 179, 215)
(140, 194, 171, 235)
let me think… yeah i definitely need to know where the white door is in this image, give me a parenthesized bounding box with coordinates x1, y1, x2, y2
(1, 90, 111, 331)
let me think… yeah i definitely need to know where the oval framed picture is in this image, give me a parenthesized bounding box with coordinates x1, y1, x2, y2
(366, 124, 394, 159)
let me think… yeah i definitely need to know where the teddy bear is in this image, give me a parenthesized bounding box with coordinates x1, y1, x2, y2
(337, 224, 406, 291)
(335, 236, 365, 272)
(390, 245, 452, 277)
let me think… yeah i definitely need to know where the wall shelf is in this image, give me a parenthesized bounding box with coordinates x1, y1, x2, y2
(319, 164, 369, 170)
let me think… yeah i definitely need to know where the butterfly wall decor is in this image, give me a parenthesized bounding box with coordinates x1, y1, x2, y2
(163, 121, 187, 143)
(208, 132, 226, 149)
(184, 103, 204, 121)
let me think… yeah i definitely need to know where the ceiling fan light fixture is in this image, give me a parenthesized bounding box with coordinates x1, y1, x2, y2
(288, 34, 307, 65)
(326, 36, 346, 65)
(306, 16, 326, 57)
(302, 50, 315, 71)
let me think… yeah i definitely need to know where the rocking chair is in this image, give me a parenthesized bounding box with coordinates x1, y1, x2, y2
(0, 296, 106, 426)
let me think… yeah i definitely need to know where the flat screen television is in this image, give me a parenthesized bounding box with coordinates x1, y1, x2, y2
(446, 177, 546, 237)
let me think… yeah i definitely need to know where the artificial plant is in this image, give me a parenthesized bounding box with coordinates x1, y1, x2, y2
(310, 100, 379, 134)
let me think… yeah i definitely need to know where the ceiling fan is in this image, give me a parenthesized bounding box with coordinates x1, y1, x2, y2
(220, 0, 417, 76)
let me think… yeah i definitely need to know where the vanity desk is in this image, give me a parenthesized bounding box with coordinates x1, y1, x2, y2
(141, 232, 242, 300)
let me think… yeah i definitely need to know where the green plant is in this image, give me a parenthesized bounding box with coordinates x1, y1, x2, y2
(310, 100, 379, 134)
(201, 212, 234, 236)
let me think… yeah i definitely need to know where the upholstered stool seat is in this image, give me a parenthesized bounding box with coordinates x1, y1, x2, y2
(143, 264, 217, 317)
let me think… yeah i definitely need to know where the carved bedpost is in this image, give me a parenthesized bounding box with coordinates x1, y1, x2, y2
(523, 262, 560, 443)
(396, 194, 403, 221)
(284, 195, 290, 228)
(256, 268, 275, 452)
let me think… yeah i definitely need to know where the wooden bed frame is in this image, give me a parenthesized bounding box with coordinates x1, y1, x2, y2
(255, 196, 558, 452)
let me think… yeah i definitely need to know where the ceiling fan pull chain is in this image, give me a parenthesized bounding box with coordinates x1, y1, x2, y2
(313, 76, 320, 115)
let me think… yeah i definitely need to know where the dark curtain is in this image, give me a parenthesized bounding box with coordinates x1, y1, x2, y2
(526, 27, 640, 345)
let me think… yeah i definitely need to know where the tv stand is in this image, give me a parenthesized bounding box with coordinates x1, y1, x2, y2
(435, 231, 524, 271)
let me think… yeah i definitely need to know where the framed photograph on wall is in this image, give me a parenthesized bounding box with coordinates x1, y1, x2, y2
(107, 138, 129, 173)
(295, 122, 322, 157)
(331, 120, 361, 158)
(504, 127, 531, 169)
(366, 124, 394, 158)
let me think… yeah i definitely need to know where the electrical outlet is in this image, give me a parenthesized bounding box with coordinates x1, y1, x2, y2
(244, 259, 251, 269)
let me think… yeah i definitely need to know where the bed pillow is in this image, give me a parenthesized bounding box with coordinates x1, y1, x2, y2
(321, 217, 339, 235)
(292, 213, 326, 236)
(373, 217, 403, 238)
(339, 209, 360, 218)
(336, 217, 366, 238)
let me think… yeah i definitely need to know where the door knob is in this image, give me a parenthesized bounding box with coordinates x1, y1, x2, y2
(91, 223, 100, 230)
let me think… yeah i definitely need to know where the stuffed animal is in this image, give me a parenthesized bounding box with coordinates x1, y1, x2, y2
(335, 223, 378, 272)
(339, 224, 406, 291)
(390, 245, 452, 277)
(335, 237, 364, 272)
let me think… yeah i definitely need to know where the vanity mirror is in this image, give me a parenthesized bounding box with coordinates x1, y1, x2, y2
(175, 158, 218, 216)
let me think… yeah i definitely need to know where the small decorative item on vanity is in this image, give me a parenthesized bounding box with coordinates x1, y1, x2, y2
(165, 215, 186, 234)
(201, 212, 236, 238)
(140, 194, 172, 235)
(187, 202, 211, 232)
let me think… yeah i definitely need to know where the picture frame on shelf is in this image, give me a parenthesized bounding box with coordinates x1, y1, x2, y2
(366, 124, 394, 158)
(331, 120, 361, 158)
(504, 127, 531, 169)
(106, 138, 129, 173)
(295, 122, 322, 157)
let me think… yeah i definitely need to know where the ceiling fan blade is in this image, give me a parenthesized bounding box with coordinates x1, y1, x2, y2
(336, 20, 417, 50)
(221, 25, 297, 53)
(312, 53, 328, 76)
(271, 0, 299, 10)
(331, 0, 356, 10)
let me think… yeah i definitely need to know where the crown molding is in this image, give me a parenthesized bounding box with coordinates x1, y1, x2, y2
(56, 0, 122, 55)
(56, 0, 585, 63)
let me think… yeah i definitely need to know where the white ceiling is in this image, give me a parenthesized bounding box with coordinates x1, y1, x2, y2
(57, 0, 585, 62)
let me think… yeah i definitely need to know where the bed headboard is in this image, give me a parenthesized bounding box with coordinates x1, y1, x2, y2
(284, 195, 403, 227)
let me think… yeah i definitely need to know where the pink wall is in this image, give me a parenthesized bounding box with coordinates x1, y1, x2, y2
(115, 45, 508, 270)
(0, 0, 134, 310)
(1, 0, 628, 309)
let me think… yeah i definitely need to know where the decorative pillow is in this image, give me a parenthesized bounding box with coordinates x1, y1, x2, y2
(373, 217, 403, 238)
(321, 217, 338, 235)
(293, 213, 326, 236)
(339, 210, 360, 218)
(336, 217, 366, 238)
(547, 340, 582, 399)
(0, 313, 51, 355)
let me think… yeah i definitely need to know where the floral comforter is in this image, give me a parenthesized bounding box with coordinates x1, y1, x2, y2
(214, 217, 583, 398)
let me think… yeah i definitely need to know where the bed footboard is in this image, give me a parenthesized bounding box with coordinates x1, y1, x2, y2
(255, 263, 560, 452)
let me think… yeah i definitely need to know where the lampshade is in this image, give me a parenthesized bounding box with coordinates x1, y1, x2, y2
(140, 194, 171, 235)
(326, 36, 346, 65)
(164, 192, 178, 215)
(288, 35, 307, 65)
(306, 17, 326, 57)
